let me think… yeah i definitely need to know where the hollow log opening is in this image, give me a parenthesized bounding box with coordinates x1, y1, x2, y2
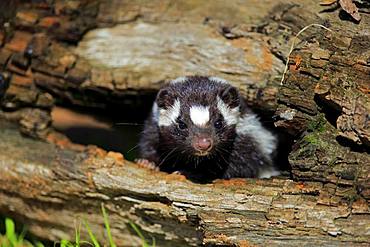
(50, 91, 157, 161)
(0, 0, 369, 246)
(50, 94, 294, 174)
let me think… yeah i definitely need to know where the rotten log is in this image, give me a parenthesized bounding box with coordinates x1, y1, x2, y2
(0, 121, 369, 246)
(0, 0, 369, 246)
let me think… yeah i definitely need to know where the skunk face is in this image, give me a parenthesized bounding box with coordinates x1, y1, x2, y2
(154, 76, 240, 158)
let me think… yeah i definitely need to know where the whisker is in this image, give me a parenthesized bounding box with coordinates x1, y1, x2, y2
(158, 147, 178, 167)
(114, 122, 144, 126)
(126, 144, 140, 154)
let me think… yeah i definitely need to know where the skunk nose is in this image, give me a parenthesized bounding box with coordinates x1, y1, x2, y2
(193, 137, 213, 152)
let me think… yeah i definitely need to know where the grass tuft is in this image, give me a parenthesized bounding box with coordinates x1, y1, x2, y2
(1, 205, 155, 247)
(1, 218, 44, 247)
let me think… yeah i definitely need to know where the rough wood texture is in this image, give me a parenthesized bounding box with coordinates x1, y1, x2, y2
(0, 121, 369, 246)
(0, 0, 369, 246)
(1, 0, 368, 113)
(1, 0, 367, 111)
(271, 6, 370, 202)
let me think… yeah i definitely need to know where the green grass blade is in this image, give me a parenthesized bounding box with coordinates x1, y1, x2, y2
(84, 220, 100, 247)
(60, 239, 77, 247)
(128, 222, 145, 241)
(60, 239, 69, 247)
(35, 241, 45, 247)
(80, 240, 95, 246)
(101, 204, 116, 247)
(75, 220, 81, 247)
(128, 222, 149, 247)
(5, 218, 17, 246)
(18, 228, 26, 241)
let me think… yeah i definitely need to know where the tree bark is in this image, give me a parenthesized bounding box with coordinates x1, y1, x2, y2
(271, 6, 370, 201)
(0, 0, 369, 246)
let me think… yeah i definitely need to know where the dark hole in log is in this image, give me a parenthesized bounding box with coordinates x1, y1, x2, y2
(252, 107, 293, 176)
(338, 9, 361, 24)
(313, 94, 342, 128)
(52, 91, 293, 176)
(336, 136, 370, 154)
(314, 95, 369, 153)
(51, 92, 156, 161)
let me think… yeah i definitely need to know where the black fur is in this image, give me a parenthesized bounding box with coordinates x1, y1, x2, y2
(139, 76, 275, 182)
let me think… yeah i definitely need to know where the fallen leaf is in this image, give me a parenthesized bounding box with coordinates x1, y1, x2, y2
(320, 0, 337, 6)
(339, 0, 361, 21)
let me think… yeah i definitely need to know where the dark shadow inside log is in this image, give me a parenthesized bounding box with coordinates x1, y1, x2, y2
(51, 103, 150, 161)
(313, 94, 342, 129)
(336, 136, 370, 154)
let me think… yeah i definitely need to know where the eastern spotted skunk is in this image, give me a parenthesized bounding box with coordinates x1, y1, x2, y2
(138, 76, 279, 181)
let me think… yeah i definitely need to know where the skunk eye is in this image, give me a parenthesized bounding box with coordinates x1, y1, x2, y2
(214, 119, 223, 129)
(177, 120, 187, 130)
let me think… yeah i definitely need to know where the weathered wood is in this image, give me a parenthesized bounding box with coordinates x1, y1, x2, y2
(1, 0, 368, 112)
(0, 121, 369, 246)
(1, 0, 289, 113)
(0, 0, 369, 246)
(271, 8, 370, 201)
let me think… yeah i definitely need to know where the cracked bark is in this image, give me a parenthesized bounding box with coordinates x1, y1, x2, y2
(0, 0, 369, 246)
(0, 121, 368, 246)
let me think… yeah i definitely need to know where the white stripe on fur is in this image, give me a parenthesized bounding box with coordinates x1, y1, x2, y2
(158, 99, 181, 126)
(236, 113, 277, 156)
(258, 167, 280, 178)
(190, 105, 210, 126)
(216, 96, 240, 125)
(170, 77, 188, 84)
(209, 77, 229, 84)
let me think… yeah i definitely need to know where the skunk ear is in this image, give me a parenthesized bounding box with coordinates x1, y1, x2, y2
(219, 86, 240, 108)
(156, 88, 176, 109)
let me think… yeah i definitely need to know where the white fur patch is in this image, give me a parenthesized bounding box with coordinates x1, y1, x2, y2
(171, 77, 187, 84)
(158, 99, 181, 126)
(209, 77, 229, 84)
(236, 114, 277, 156)
(152, 103, 159, 122)
(216, 96, 240, 125)
(258, 167, 281, 178)
(190, 105, 210, 126)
